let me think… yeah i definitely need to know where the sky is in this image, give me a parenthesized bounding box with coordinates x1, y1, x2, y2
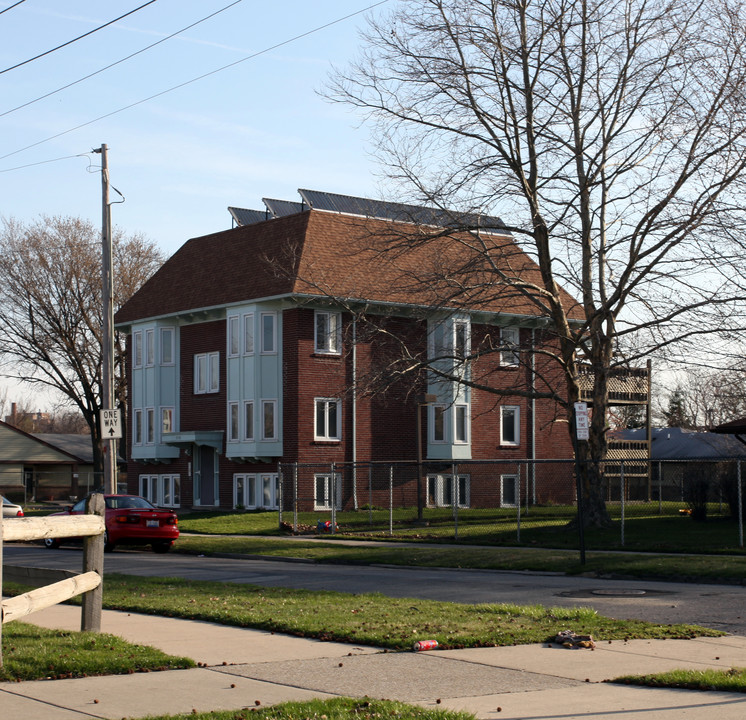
(0, 0, 394, 409)
(0, 0, 393, 256)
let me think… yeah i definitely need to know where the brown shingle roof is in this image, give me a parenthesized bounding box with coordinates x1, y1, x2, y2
(115, 209, 581, 324)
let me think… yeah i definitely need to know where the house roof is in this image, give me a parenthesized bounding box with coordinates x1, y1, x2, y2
(0, 421, 125, 465)
(0, 422, 82, 464)
(614, 427, 746, 459)
(711, 417, 746, 435)
(31, 434, 97, 464)
(116, 192, 582, 326)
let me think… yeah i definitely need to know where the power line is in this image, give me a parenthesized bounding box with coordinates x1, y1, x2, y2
(0, 0, 159, 75)
(0, 1, 27, 16)
(0, 0, 391, 163)
(0, 153, 91, 173)
(1, 0, 244, 118)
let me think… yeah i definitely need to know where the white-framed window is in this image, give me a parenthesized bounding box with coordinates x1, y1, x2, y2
(315, 310, 341, 354)
(455, 404, 469, 444)
(228, 402, 239, 442)
(145, 407, 155, 444)
(500, 327, 520, 366)
(315, 398, 341, 441)
(160, 327, 174, 365)
(501, 474, 519, 507)
(427, 474, 470, 508)
(145, 328, 155, 366)
(228, 315, 240, 357)
(314, 473, 342, 510)
(429, 321, 447, 358)
(133, 331, 143, 368)
(262, 473, 279, 508)
(243, 313, 254, 354)
(234, 474, 249, 508)
(133, 408, 143, 445)
(236, 473, 279, 509)
(500, 405, 520, 446)
(261, 399, 277, 440)
(139, 474, 157, 503)
(243, 401, 254, 441)
(260, 312, 276, 354)
(194, 352, 219, 394)
(431, 404, 447, 443)
(140, 474, 180, 507)
(454, 319, 470, 359)
(160, 475, 181, 508)
(161, 407, 174, 435)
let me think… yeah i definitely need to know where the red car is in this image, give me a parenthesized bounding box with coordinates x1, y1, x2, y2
(44, 494, 179, 553)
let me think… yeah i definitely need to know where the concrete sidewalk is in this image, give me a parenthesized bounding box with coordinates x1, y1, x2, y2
(3, 604, 746, 719)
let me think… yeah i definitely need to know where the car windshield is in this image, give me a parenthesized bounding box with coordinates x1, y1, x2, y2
(105, 496, 156, 510)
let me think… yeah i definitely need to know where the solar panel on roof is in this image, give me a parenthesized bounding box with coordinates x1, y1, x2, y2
(298, 188, 506, 233)
(230, 190, 507, 233)
(228, 207, 271, 226)
(263, 198, 305, 217)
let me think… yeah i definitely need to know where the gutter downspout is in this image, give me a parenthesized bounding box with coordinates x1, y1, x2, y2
(531, 328, 537, 503)
(352, 317, 358, 510)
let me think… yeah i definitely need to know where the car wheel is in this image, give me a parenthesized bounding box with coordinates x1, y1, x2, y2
(152, 541, 172, 554)
(43, 537, 60, 549)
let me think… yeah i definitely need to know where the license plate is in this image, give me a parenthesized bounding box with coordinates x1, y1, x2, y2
(146, 520, 159, 528)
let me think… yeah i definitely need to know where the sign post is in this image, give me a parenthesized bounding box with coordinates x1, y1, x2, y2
(100, 408, 120, 493)
(100, 409, 122, 440)
(572, 401, 589, 565)
(574, 402, 589, 440)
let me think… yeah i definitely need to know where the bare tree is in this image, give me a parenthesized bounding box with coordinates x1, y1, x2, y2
(0, 215, 164, 474)
(329, 0, 746, 525)
(662, 365, 746, 429)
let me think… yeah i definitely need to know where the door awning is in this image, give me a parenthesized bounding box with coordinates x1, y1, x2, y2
(161, 431, 223, 452)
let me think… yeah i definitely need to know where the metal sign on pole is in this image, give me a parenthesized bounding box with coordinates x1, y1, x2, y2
(100, 409, 122, 439)
(574, 401, 590, 440)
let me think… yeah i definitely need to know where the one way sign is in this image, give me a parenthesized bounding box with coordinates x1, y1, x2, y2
(100, 409, 122, 439)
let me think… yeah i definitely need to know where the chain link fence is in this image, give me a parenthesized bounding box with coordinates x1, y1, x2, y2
(278, 458, 746, 553)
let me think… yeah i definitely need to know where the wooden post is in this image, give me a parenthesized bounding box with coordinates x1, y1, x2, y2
(81, 493, 105, 632)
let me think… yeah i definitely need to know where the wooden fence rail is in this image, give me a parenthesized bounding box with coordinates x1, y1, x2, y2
(0, 493, 105, 668)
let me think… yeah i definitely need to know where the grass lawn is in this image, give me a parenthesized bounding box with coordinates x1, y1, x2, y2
(612, 667, 746, 692)
(172, 534, 746, 584)
(176, 505, 746, 555)
(0, 621, 194, 681)
(140, 698, 476, 720)
(13, 573, 715, 651)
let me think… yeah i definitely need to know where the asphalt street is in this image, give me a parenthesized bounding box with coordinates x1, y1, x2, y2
(4, 543, 746, 634)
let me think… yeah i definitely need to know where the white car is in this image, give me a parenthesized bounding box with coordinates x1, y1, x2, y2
(2, 495, 24, 518)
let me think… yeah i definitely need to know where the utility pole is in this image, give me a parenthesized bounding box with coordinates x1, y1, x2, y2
(95, 144, 117, 494)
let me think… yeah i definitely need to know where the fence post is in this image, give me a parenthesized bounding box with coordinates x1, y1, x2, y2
(452, 462, 458, 542)
(658, 461, 662, 514)
(330, 462, 337, 535)
(619, 460, 625, 547)
(293, 463, 299, 533)
(739, 461, 744, 548)
(516, 465, 521, 543)
(389, 465, 394, 536)
(278, 465, 284, 527)
(81, 493, 105, 632)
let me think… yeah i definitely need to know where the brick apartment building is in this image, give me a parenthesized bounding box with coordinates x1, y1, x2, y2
(114, 190, 578, 512)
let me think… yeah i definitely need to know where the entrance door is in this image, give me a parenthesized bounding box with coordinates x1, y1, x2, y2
(197, 446, 216, 506)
